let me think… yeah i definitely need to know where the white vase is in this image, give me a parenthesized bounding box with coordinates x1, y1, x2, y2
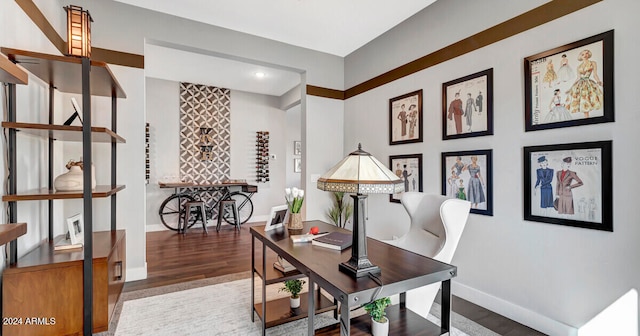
(371, 316, 389, 336)
(289, 296, 300, 309)
(54, 165, 96, 191)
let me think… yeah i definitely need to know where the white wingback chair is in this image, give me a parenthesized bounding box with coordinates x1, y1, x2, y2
(394, 192, 471, 317)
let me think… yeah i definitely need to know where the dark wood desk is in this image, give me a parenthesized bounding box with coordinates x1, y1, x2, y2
(250, 221, 456, 336)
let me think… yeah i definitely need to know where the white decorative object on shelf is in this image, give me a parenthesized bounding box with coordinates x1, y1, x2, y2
(54, 160, 96, 191)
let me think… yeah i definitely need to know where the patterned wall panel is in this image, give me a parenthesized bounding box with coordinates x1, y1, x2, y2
(179, 82, 231, 208)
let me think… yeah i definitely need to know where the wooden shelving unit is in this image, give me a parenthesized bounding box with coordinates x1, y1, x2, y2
(1, 47, 126, 336)
(2, 185, 125, 202)
(1, 122, 126, 142)
(3, 230, 126, 335)
(0, 223, 27, 246)
(0, 54, 27, 85)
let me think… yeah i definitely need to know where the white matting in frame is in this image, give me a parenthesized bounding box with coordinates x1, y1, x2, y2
(265, 205, 288, 231)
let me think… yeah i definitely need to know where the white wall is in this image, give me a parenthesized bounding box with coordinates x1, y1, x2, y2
(285, 105, 302, 189)
(345, 0, 639, 334)
(144, 78, 180, 230)
(303, 95, 345, 221)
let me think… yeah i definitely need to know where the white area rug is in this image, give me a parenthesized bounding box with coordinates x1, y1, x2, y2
(115, 277, 498, 336)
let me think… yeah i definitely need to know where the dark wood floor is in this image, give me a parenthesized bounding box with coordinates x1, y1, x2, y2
(124, 223, 546, 335)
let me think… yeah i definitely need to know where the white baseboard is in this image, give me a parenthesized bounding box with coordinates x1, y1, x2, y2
(452, 281, 577, 336)
(126, 262, 148, 282)
(146, 223, 169, 232)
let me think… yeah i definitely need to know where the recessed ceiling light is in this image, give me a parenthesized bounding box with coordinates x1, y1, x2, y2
(255, 72, 265, 78)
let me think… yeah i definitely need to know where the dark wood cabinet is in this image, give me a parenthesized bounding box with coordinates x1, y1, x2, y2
(2, 230, 126, 335)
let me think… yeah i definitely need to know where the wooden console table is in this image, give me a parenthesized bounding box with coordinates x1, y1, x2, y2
(250, 221, 456, 336)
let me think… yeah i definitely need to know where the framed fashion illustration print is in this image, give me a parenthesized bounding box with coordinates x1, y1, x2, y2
(441, 149, 493, 216)
(389, 90, 423, 145)
(293, 141, 301, 156)
(442, 69, 493, 140)
(523, 141, 612, 231)
(524, 30, 614, 132)
(389, 154, 423, 203)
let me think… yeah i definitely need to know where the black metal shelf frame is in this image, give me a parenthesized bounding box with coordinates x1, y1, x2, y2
(5, 56, 121, 336)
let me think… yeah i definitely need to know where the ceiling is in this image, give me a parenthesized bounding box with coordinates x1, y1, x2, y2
(144, 42, 302, 97)
(117, 0, 438, 97)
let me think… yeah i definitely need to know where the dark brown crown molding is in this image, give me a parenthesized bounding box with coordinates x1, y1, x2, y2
(344, 0, 602, 99)
(306, 85, 345, 100)
(15, 0, 600, 98)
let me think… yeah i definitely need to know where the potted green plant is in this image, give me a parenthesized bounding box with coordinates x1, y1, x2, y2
(279, 279, 306, 308)
(325, 191, 353, 228)
(364, 297, 391, 336)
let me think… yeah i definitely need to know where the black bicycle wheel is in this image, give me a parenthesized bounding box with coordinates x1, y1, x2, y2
(159, 194, 198, 231)
(223, 192, 254, 225)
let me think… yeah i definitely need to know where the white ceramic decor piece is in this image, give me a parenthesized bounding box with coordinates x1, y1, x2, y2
(54, 161, 96, 191)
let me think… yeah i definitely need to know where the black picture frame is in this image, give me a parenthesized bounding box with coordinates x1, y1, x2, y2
(389, 154, 423, 203)
(524, 30, 614, 132)
(523, 141, 612, 231)
(441, 149, 493, 216)
(442, 69, 494, 140)
(389, 90, 423, 145)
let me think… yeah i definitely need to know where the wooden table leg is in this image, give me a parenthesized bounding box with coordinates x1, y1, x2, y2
(251, 236, 255, 322)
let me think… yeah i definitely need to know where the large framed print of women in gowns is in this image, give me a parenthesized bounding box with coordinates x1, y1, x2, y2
(441, 149, 493, 216)
(524, 30, 614, 132)
(523, 141, 612, 231)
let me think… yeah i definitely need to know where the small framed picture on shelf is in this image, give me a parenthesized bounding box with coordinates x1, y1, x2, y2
(441, 150, 493, 216)
(265, 205, 288, 231)
(523, 141, 612, 231)
(389, 154, 423, 203)
(442, 69, 493, 140)
(294, 141, 302, 156)
(524, 30, 614, 132)
(293, 158, 302, 173)
(389, 90, 423, 145)
(66, 213, 84, 245)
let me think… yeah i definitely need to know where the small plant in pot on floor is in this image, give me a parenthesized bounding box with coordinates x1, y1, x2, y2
(364, 296, 391, 336)
(280, 279, 305, 309)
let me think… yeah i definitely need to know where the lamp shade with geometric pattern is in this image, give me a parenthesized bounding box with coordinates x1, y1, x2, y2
(317, 144, 404, 194)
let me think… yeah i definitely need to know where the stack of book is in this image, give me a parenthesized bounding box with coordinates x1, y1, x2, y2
(273, 255, 297, 274)
(54, 238, 83, 251)
(311, 232, 352, 251)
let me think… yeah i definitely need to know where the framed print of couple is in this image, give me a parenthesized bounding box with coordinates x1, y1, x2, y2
(442, 69, 494, 140)
(524, 141, 612, 231)
(389, 90, 423, 145)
